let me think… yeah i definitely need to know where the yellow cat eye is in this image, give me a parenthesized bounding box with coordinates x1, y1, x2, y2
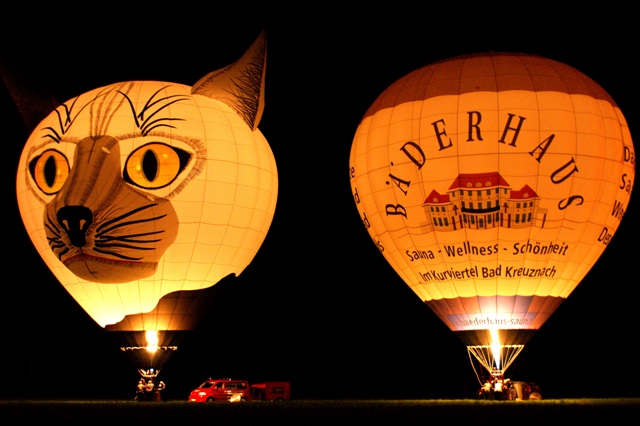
(30, 149, 70, 195)
(124, 142, 188, 189)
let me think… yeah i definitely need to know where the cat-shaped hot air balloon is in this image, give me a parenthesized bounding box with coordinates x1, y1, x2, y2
(15, 32, 277, 366)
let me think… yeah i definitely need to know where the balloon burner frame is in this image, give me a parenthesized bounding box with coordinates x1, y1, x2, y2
(467, 344, 524, 384)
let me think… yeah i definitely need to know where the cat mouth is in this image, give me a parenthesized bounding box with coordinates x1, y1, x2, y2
(63, 253, 158, 283)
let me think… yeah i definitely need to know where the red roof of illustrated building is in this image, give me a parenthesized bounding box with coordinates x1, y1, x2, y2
(448, 172, 511, 190)
(509, 184, 539, 199)
(424, 190, 450, 204)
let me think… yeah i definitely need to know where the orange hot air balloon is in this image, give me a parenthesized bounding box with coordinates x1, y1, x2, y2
(349, 52, 635, 383)
(15, 32, 278, 374)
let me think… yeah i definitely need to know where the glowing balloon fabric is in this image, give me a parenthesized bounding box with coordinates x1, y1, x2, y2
(349, 52, 635, 348)
(15, 33, 277, 332)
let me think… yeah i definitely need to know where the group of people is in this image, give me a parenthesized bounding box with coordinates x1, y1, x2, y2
(135, 378, 166, 402)
(477, 376, 513, 400)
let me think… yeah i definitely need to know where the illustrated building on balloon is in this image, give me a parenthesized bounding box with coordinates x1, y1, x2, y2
(423, 172, 547, 231)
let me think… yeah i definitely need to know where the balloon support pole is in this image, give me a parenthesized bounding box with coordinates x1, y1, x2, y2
(138, 368, 160, 379)
(467, 344, 525, 384)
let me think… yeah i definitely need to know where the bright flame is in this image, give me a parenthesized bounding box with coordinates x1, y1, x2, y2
(145, 330, 159, 353)
(490, 329, 501, 371)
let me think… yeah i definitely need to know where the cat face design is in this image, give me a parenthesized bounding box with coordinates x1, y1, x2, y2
(16, 33, 278, 328)
(26, 82, 204, 283)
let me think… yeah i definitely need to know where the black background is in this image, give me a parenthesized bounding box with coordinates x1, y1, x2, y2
(1, 7, 638, 400)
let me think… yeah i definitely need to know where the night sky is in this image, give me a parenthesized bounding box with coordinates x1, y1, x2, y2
(2, 8, 639, 400)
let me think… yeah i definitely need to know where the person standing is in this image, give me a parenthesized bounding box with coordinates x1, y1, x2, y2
(135, 378, 146, 401)
(145, 379, 155, 401)
(157, 381, 166, 401)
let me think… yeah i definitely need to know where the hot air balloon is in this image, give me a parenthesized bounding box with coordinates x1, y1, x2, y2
(15, 32, 278, 379)
(349, 52, 635, 387)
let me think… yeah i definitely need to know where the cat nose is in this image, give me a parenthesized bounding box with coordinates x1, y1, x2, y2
(57, 205, 94, 247)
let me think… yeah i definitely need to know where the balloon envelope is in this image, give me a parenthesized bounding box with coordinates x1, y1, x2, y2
(15, 33, 277, 365)
(349, 52, 635, 356)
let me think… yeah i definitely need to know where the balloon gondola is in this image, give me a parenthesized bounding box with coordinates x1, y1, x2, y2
(349, 52, 635, 386)
(15, 32, 278, 380)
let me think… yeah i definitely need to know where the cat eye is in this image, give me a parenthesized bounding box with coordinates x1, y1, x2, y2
(123, 142, 191, 189)
(28, 149, 70, 195)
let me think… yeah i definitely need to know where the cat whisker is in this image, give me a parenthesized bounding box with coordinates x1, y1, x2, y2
(92, 248, 143, 261)
(96, 204, 165, 235)
(97, 233, 163, 243)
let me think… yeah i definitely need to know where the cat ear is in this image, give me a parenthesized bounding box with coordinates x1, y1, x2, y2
(191, 31, 267, 130)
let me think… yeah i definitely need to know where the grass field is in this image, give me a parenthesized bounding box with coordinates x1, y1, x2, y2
(1, 399, 639, 426)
